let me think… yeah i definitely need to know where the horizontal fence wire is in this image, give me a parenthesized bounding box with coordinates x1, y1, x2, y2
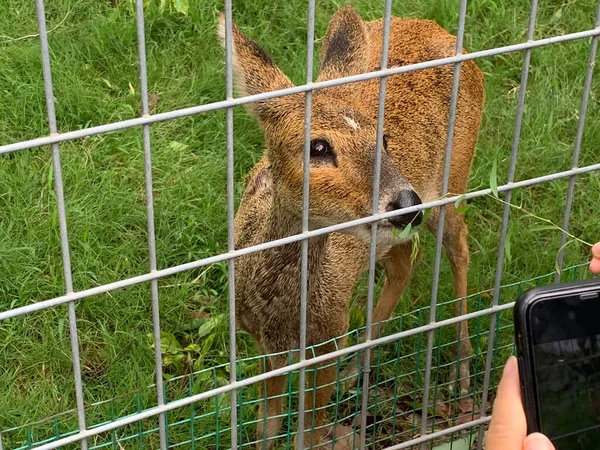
(1, 263, 593, 450)
(1, 0, 599, 449)
(0, 306, 548, 449)
(1, 161, 599, 323)
(1, 27, 599, 156)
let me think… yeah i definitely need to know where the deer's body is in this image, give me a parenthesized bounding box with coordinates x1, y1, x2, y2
(222, 7, 484, 449)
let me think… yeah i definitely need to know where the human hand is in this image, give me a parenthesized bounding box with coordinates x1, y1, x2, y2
(486, 356, 555, 450)
(590, 242, 600, 274)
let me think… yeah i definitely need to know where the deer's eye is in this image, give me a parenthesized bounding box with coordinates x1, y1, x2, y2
(310, 139, 332, 158)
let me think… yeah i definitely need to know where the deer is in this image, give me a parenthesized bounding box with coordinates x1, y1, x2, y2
(218, 5, 484, 449)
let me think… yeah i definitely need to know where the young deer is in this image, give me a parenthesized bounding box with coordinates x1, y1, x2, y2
(218, 5, 484, 448)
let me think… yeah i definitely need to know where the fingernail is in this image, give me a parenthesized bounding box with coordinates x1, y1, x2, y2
(524, 433, 554, 450)
(503, 356, 518, 379)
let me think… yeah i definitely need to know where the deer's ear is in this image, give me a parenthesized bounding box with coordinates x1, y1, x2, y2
(317, 6, 370, 83)
(217, 14, 295, 122)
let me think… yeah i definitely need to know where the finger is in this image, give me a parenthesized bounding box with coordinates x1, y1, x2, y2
(592, 242, 600, 258)
(591, 257, 600, 275)
(524, 432, 555, 450)
(486, 357, 527, 450)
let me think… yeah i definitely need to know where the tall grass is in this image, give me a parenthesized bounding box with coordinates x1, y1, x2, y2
(0, 0, 598, 447)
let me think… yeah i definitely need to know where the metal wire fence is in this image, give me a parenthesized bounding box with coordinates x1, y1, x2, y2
(0, 0, 599, 449)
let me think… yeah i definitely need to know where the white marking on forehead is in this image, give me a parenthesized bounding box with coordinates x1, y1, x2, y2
(343, 115, 360, 130)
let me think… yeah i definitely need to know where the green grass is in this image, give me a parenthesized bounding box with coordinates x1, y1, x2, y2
(0, 0, 599, 448)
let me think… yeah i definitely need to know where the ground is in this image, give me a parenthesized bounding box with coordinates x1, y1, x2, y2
(0, 0, 598, 448)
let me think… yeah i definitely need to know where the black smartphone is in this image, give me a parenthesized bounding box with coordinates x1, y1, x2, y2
(514, 278, 600, 449)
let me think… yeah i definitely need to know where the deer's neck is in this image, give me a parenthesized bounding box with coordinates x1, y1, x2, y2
(264, 197, 328, 269)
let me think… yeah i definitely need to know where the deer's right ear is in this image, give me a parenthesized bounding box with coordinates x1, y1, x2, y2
(317, 6, 370, 83)
(218, 13, 295, 122)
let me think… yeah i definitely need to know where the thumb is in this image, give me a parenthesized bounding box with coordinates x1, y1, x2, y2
(591, 242, 600, 274)
(486, 357, 527, 450)
(524, 433, 555, 450)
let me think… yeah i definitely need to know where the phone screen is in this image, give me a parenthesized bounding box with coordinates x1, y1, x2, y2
(529, 295, 600, 449)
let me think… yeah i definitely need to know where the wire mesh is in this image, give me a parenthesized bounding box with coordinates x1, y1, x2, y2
(1, 0, 599, 449)
(0, 265, 594, 450)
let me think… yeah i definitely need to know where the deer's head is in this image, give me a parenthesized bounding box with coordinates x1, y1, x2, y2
(219, 6, 422, 244)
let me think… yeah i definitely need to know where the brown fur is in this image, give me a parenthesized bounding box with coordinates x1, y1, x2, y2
(218, 6, 484, 448)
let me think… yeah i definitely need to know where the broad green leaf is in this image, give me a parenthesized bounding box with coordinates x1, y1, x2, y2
(217, 392, 230, 407)
(192, 371, 212, 393)
(216, 376, 229, 387)
(193, 357, 206, 373)
(455, 195, 471, 214)
(173, 0, 189, 15)
(201, 332, 216, 354)
(456, 204, 471, 214)
(169, 141, 189, 152)
(198, 316, 222, 338)
(552, 8, 563, 21)
(197, 370, 212, 382)
(399, 222, 412, 239)
(101, 78, 117, 90)
(421, 207, 432, 224)
(164, 354, 184, 372)
(160, 331, 181, 354)
(454, 194, 467, 209)
(490, 158, 499, 197)
(183, 343, 201, 353)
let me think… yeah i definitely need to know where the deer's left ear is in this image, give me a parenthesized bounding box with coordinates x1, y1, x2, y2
(317, 6, 371, 82)
(217, 13, 295, 122)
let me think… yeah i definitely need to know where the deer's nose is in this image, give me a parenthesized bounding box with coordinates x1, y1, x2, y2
(386, 190, 423, 229)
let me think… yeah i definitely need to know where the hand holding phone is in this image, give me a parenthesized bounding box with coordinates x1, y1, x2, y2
(514, 278, 600, 450)
(487, 356, 555, 450)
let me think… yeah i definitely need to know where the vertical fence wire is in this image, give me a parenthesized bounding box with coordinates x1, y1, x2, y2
(34, 1, 88, 448)
(358, 1, 393, 449)
(418, 0, 467, 444)
(223, 0, 238, 448)
(475, 0, 539, 446)
(133, 1, 168, 447)
(5, 1, 600, 449)
(554, 0, 600, 281)
(296, 1, 316, 447)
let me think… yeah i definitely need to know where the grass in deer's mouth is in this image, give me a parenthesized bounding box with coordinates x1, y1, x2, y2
(0, 0, 598, 447)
